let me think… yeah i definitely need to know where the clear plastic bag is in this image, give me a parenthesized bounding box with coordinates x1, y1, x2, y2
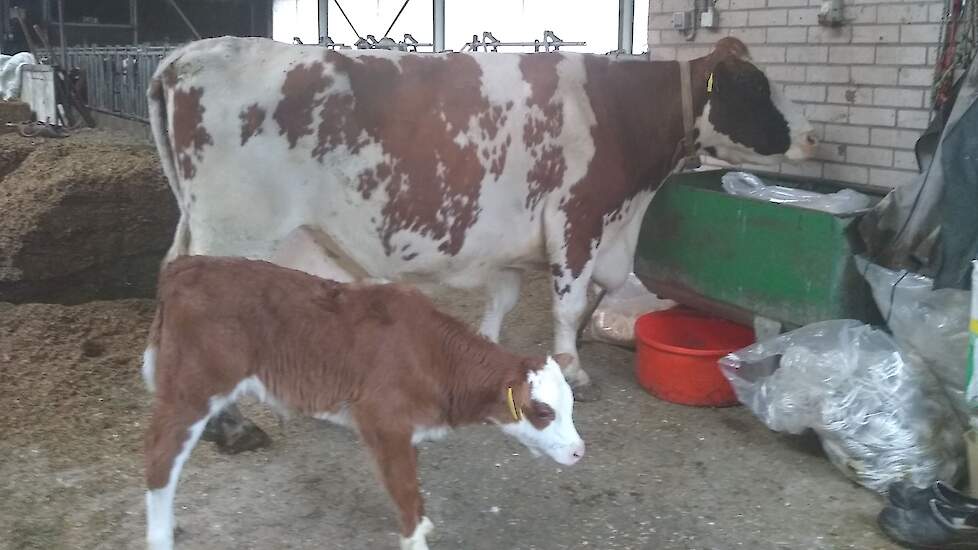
(585, 273, 675, 347)
(856, 256, 972, 418)
(721, 171, 872, 214)
(720, 320, 964, 492)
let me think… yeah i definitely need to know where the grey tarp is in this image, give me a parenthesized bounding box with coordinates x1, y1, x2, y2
(859, 55, 978, 290)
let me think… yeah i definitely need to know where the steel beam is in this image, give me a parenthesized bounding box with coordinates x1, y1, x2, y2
(433, 0, 445, 51)
(318, 0, 328, 43)
(618, 0, 635, 54)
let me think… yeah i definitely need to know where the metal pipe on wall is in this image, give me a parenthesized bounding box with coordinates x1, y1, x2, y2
(433, 0, 445, 52)
(131, 0, 139, 44)
(166, 0, 202, 41)
(58, 0, 66, 64)
(618, 0, 635, 53)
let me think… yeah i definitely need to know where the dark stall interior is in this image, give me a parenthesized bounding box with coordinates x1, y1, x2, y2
(2, 0, 272, 54)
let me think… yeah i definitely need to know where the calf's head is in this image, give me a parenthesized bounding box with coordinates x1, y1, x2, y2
(695, 37, 817, 165)
(499, 354, 585, 466)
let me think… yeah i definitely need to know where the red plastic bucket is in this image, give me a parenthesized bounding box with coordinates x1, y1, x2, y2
(634, 308, 755, 407)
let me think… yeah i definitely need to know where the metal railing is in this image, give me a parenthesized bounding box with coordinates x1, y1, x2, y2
(63, 45, 178, 123)
(60, 33, 590, 125)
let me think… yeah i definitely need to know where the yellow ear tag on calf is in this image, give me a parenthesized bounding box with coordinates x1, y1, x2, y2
(507, 387, 523, 421)
(707, 72, 714, 93)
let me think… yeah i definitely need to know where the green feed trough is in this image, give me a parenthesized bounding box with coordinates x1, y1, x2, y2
(634, 169, 888, 329)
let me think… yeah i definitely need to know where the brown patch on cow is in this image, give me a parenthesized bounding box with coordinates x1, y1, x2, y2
(314, 93, 366, 158)
(520, 54, 567, 210)
(559, 55, 715, 280)
(144, 256, 555, 535)
(489, 136, 511, 179)
(274, 61, 332, 149)
(170, 86, 213, 179)
(239, 104, 266, 145)
(479, 104, 507, 141)
(319, 52, 490, 256)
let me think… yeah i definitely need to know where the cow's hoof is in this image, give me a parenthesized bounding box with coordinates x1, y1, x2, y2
(572, 382, 602, 402)
(214, 419, 272, 455)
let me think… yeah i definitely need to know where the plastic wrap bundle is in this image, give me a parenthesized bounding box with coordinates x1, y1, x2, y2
(720, 320, 964, 492)
(721, 171, 872, 214)
(856, 256, 972, 419)
(584, 274, 675, 347)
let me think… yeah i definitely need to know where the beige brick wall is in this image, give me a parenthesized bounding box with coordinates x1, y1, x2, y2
(648, 0, 945, 187)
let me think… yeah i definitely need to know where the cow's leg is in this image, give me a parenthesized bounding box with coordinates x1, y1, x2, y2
(478, 268, 522, 342)
(356, 415, 431, 550)
(551, 267, 600, 401)
(145, 400, 212, 550)
(200, 403, 271, 454)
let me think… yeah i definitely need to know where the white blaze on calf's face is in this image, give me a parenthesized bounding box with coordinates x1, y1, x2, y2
(500, 357, 585, 466)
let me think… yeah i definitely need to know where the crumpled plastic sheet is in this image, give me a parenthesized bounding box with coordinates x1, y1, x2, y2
(0, 52, 36, 101)
(856, 256, 972, 420)
(720, 320, 964, 493)
(585, 273, 675, 347)
(721, 171, 872, 215)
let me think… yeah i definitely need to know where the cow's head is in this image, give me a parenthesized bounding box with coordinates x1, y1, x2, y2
(695, 37, 817, 165)
(499, 354, 585, 466)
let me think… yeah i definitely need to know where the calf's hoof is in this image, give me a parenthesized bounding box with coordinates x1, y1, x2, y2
(572, 382, 602, 402)
(203, 417, 272, 454)
(400, 516, 434, 550)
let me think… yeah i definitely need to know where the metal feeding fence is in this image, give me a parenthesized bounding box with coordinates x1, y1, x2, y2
(60, 32, 585, 125)
(63, 45, 178, 123)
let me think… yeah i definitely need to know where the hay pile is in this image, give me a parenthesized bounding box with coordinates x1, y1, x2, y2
(0, 133, 178, 304)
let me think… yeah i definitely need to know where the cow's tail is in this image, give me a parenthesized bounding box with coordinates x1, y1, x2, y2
(148, 63, 191, 264)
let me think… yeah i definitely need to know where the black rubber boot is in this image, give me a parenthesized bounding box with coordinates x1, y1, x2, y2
(888, 481, 978, 512)
(879, 499, 978, 549)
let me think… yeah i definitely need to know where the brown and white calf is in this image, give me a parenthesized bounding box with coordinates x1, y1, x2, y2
(143, 256, 584, 550)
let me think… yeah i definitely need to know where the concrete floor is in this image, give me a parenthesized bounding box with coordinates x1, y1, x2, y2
(1, 273, 899, 549)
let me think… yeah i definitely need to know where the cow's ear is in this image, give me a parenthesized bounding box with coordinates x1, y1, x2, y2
(712, 37, 751, 60)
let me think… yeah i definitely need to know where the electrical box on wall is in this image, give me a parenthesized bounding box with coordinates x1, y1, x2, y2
(700, 10, 717, 29)
(672, 11, 693, 32)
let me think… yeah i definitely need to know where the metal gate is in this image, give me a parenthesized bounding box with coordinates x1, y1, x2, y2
(63, 45, 178, 123)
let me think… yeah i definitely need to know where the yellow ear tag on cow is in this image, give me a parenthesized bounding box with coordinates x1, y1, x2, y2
(707, 72, 714, 93)
(507, 387, 523, 421)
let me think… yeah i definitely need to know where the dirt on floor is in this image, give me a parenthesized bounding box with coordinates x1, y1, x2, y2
(0, 271, 899, 550)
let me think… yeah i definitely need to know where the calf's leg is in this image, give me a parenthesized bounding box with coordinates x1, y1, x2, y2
(144, 400, 213, 550)
(356, 417, 432, 550)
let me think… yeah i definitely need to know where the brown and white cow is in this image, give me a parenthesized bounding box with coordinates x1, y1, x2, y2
(148, 35, 815, 447)
(143, 256, 583, 550)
